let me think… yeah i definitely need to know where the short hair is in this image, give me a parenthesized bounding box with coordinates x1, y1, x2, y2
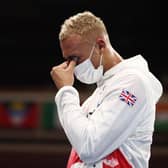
(59, 11, 108, 41)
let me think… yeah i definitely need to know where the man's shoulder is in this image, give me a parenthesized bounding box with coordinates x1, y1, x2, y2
(107, 68, 147, 87)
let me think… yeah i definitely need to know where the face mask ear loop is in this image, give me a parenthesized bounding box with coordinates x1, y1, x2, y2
(99, 53, 103, 66)
(89, 44, 96, 59)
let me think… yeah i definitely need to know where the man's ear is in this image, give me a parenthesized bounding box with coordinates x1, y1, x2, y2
(96, 38, 106, 50)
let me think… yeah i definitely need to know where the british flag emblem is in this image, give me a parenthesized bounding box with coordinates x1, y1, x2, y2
(119, 89, 137, 106)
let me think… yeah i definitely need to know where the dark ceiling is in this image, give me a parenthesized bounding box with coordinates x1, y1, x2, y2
(0, 0, 166, 87)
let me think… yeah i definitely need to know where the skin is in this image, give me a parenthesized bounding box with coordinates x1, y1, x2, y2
(50, 33, 123, 89)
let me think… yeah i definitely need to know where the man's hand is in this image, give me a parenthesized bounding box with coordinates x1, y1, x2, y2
(50, 60, 76, 89)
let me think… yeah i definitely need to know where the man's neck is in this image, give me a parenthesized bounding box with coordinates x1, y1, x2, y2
(103, 48, 123, 72)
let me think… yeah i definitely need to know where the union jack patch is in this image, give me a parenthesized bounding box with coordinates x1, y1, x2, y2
(119, 89, 137, 106)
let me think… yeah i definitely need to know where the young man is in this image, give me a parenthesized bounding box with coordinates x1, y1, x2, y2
(50, 11, 163, 168)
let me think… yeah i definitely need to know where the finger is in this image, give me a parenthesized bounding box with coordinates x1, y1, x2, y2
(57, 61, 68, 69)
(51, 62, 68, 74)
(67, 60, 76, 71)
(50, 65, 60, 75)
(50, 68, 55, 76)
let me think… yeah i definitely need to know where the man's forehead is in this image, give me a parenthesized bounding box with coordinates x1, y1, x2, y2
(60, 35, 84, 58)
(61, 34, 82, 47)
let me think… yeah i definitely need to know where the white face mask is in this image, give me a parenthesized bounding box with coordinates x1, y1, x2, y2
(74, 44, 103, 84)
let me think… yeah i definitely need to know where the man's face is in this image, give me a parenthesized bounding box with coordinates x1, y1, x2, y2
(60, 34, 100, 68)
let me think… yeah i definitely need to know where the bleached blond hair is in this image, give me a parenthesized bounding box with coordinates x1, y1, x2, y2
(59, 11, 108, 41)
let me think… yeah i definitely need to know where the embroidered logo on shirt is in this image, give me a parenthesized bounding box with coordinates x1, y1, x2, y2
(119, 89, 137, 106)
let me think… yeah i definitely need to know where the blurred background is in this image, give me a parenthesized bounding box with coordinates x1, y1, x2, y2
(0, 0, 167, 168)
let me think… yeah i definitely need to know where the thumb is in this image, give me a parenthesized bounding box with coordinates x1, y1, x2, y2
(67, 60, 76, 72)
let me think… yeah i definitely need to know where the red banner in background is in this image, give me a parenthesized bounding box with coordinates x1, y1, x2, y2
(0, 102, 40, 129)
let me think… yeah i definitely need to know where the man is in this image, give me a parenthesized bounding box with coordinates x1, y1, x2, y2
(50, 11, 163, 168)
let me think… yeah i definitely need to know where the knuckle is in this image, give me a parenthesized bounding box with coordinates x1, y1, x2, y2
(52, 67, 56, 71)
(51, 66, 59, 73)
